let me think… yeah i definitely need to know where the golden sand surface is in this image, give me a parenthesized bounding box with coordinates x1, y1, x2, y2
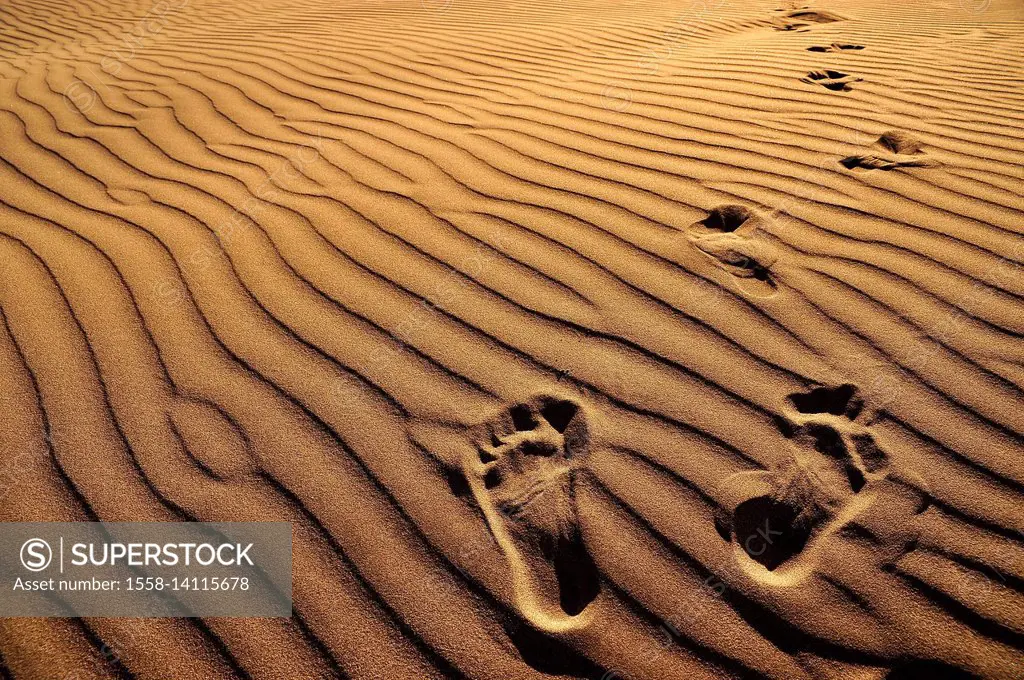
(0, 0, 1022, 677)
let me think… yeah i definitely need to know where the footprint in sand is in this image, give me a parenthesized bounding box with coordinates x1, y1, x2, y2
(462, 395, 599, 632)
(773, 8, 846, 31)
(685, 204, 780, 299)
(802, 69, 862, 91)
(841, 130, 940, 171)
(715, 384, 928, 578)
(807, 43, 864, 52)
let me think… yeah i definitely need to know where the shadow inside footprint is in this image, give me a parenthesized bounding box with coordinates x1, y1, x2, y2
(465, 395, 599, 627)
(787, 383, 863, 418)
(887, 660, 980, 680)
(803, 70, 860, 91)
(540, 399, 579, 434)
(840, 155, 932, 170)
(696, 204, 753, 234)
(551, 535, 600, 616)
(505, 619, 603, 677)
(733, 496, 813, 570)
(807, 43, 864, 52)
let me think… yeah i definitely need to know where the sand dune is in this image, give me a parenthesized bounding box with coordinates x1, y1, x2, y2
(0, 0, 1022, 677)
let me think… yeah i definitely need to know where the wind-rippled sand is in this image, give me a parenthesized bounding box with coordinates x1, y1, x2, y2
(0, 0, 1022, 677)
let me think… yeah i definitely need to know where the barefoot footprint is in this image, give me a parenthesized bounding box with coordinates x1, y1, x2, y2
(463, 395, 599, 632)
(773, 8, 846, 31)
(686, 205, 780, 299)
(807, 43, 864, 52)
(716, 384, 928, 581)
(802, 69, 862, 91)
(841, 130, 940, 171)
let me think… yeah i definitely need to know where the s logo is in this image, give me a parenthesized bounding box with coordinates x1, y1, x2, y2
(20, 538, 52, 572)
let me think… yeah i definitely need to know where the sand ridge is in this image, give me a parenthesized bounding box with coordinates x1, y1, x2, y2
(0, 0, 1022, 678)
